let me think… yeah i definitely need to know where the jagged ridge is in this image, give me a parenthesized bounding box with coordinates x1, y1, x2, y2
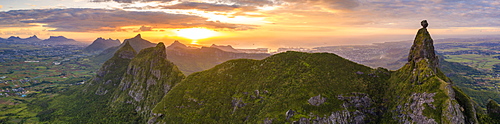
(112, 42, 185, 121)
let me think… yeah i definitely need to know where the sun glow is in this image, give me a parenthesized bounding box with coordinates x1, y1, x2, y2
(176, 28, 218, 44)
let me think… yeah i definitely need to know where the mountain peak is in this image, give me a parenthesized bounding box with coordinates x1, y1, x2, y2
(83, 37, 121, 53)
(45, 36, 72, 41)
(123, 34, 155, 52)
(151, 42, 167, 59)
(24, 35, 41, 42)
(156, 42, 165, 48)
(116, 41, 137, 59)
(49, 36, 64, 38)
(407, 20, 438, 71)
(167, 40, 188, 49)
(210, 44, 240, 53)
(7, 36, 21, 40)
(133, 34, 141, 39)
(28, 35, 38, 39)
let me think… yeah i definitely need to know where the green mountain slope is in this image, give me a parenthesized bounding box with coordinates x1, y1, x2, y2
(152, 51, 391, 123)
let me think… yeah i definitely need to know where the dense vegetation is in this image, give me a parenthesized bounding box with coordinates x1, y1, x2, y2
(153, 51, 391, 123)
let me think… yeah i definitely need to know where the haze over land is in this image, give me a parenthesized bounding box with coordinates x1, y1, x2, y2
(1, 0, 500, 49)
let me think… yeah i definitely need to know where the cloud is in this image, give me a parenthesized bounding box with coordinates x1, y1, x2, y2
(219, 0, 278, 6)
(330, 0, 500, 28)
(182, 0, 358, 10)
(0, 8, 255, 32)
(158, 2, 257, 12)
(90, 0, 173, 3)
(283, 0, 359, 11)
(137, 25, 153, 31)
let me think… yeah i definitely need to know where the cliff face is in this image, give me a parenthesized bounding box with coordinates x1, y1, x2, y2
(112, 42, 185, 120)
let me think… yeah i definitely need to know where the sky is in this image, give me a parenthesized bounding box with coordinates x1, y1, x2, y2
(1, 0, 500, 49)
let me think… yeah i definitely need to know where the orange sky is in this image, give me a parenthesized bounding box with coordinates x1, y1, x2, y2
(1, 0, 500, 49)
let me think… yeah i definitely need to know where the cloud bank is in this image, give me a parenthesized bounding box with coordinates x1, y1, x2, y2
(90, 0, 174, 3)
(0, 8, 254, 32)
(158, 2, 257, 12)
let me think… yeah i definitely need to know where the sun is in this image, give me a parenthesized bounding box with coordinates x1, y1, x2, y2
(176, 28, 218, 44)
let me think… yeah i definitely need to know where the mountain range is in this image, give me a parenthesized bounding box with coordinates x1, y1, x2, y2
(166, 41, 270, 75)
(90, 36, 269, 75)
(34, 21, 500, 123)
(0, 35, 83, 45)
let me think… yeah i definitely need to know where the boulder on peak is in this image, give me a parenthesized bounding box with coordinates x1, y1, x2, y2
(421, 20, 428, 28)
